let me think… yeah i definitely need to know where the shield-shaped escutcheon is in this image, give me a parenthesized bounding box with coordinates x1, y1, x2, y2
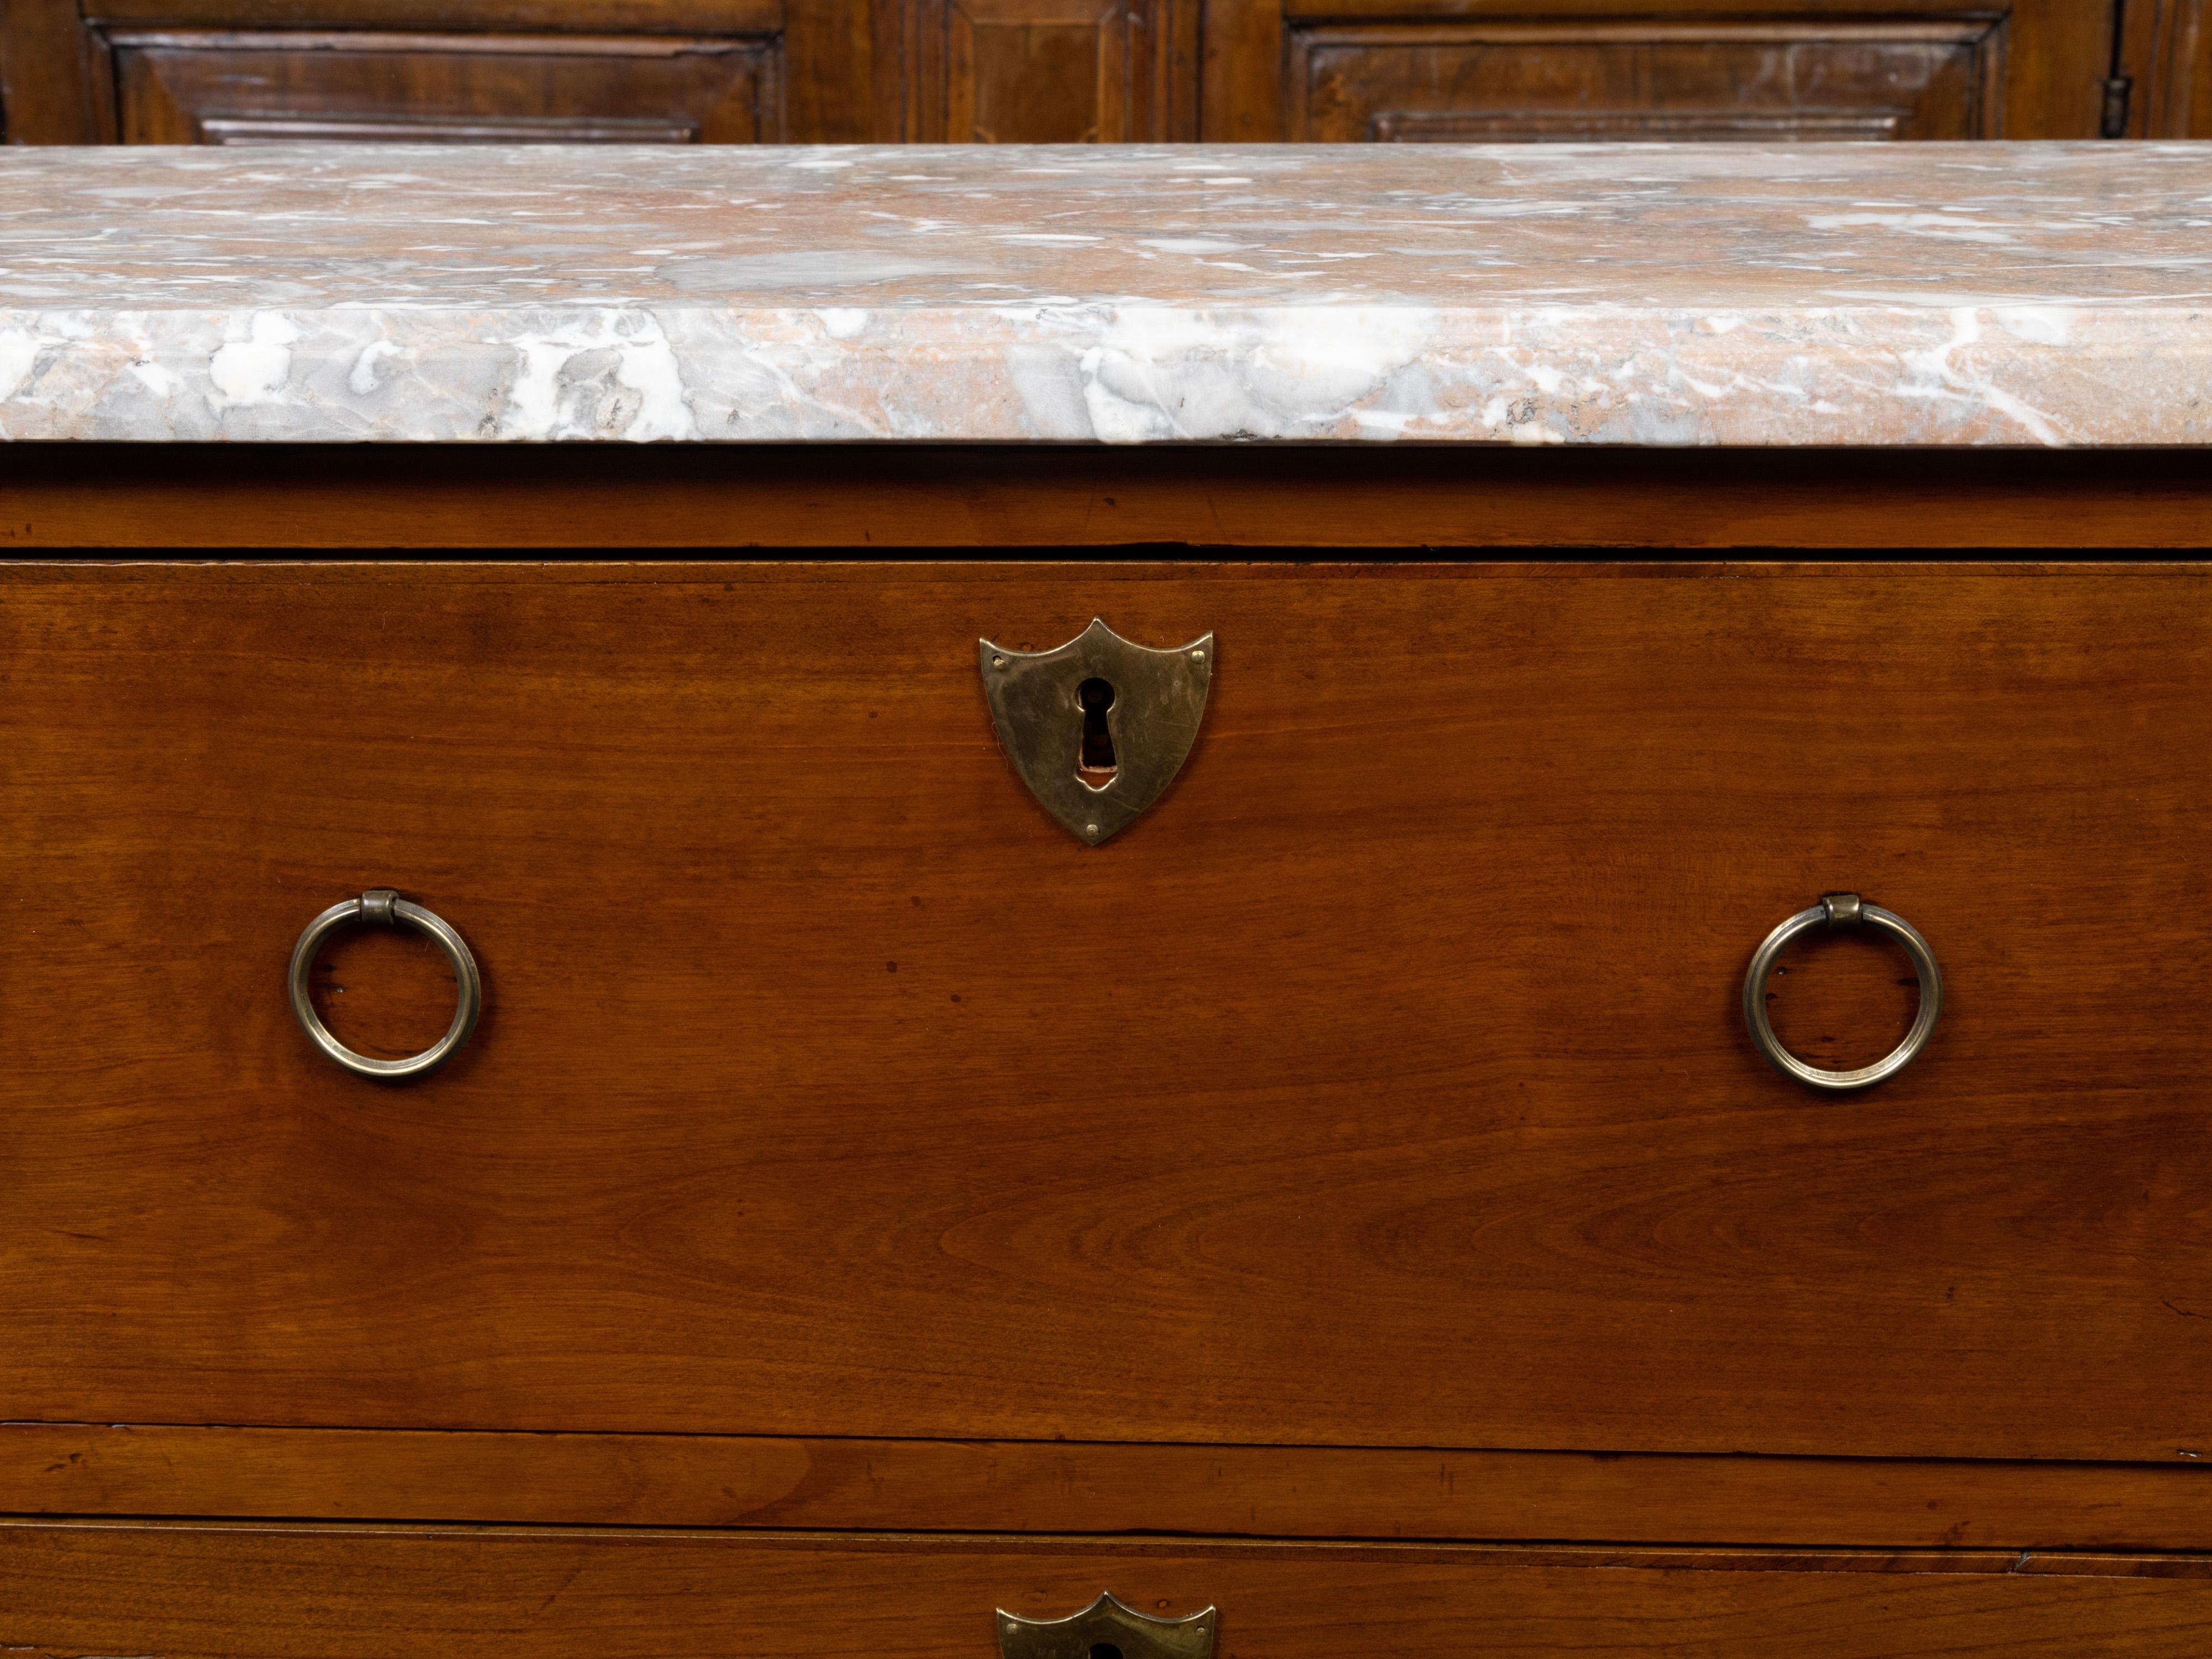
(978, 618, 1213, 845)
(997, 1593, 1217, 1659)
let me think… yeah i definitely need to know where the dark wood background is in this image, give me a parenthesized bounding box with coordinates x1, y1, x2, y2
(2, 0, 2200, 146)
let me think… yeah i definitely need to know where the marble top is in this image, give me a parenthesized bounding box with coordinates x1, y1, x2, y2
(3, 141, 2210, 445)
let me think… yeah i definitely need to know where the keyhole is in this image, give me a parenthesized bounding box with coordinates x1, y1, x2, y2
(1077, 677, 1118, 786)
(1090, 1646, 1123, 1659)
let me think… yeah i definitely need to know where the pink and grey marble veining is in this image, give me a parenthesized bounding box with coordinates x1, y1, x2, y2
(1, 141, 2209, 444)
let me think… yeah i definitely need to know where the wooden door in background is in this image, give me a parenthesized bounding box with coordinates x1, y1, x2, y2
(2117, 0, 2210, 136)
(0, 0, 888, 142)
(110, 31, 779, 143)
(898, 0, 1197, 140)
(1, 3, 2206, 163)
(1215, 0, 2134, 142)
(1288, 20, 2002, 143)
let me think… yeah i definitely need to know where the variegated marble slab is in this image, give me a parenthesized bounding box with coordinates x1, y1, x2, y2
(2, 142, 2209, 444)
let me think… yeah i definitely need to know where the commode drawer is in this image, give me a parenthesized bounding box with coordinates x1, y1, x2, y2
(2, 561, 2207, 1461)
(7, 1522, 2212, 1658)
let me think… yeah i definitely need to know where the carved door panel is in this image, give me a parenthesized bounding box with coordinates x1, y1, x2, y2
(112, 30, 778, 143)
(902, 0, 1197, 140)
(1205, 0, 2126, 142)
(7, 0, 2208, 149)
(1290, 20, 2001, 143)
(1, 0, 891, 143)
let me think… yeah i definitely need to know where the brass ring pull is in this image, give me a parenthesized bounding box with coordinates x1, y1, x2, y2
(288, 889, 482, 1080)
(1742, 893, 1941, 1091)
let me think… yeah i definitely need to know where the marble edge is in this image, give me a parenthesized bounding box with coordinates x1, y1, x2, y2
(4, 298, 2209, 446)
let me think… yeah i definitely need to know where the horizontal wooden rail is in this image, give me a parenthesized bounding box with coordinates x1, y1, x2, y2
(11, 1522, 2212, 1659)
(8, 1425, 2212, 1550)
(4, 445, 2210, 549)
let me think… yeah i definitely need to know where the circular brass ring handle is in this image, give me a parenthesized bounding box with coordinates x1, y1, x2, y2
(1742, 893, 1941, 1091)
(288, 889, 482, 1080)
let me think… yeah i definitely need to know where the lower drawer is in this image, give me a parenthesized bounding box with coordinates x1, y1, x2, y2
(13, 1531, 2212, 1655)
(6, 1524, 2211, 1658)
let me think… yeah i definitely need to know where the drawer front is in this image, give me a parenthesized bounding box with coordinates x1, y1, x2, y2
(1287, 20, 1999, 142)
(3, 562, 2210, 1460)
(6, 1523, 2212, 1658)
(111, 30, 780, 143)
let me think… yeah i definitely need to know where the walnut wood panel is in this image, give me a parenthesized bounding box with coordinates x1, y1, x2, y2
(1207, 1, 2108, 140)
(4, 562, 2212, 1460)
(8, 0, 904, 142)
(84, 0, 782, 26)
(111, 29, 780, 144)
(6, 1523, 2212, 1658)
(5, 0, 2128, 144)
(2119, 0, 2210, 135)
(3, 446, 2212, 550)
(902, 0, 1193, 140)
(787, 0, 898, 139)
(13, 1424, 2212, 1548)
(0, 0, 112, 140)
(1288, 20, 1999, 143)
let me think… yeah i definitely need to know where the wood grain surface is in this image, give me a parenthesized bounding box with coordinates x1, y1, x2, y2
(1286, 19, 2001, 144)
(11, 1424, 2212, 1549)
(6, 1522, 2212, 1659)
(1214, 0, 2115, 142)
(4, 446, 2212, 549)
(7, 0, 2162, 147)
(4, 562, 2212, 1460)
(111, 29, 782, 145)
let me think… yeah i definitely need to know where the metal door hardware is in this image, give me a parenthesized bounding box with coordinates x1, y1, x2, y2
(979, 618, 1213, 845)
(1742, 892, 1942, 1090)
(998, 1593, 1216, 1659)
(288, 889, 483, 1080)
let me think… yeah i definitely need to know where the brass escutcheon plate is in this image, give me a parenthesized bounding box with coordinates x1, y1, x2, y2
(979, 618, 1213, 845)
(997, 1593, 1216, 1659)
